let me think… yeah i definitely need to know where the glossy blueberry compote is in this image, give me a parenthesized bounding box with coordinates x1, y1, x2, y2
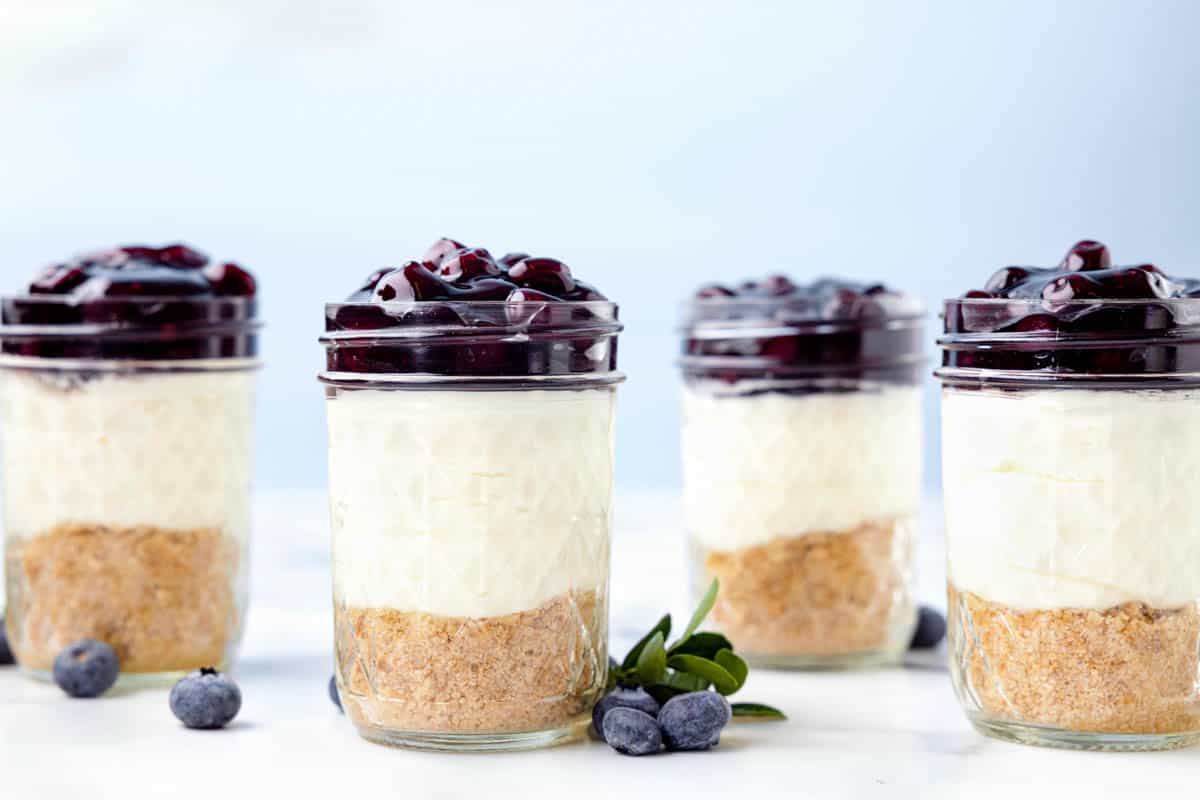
(323, 238, 619, 379)
(943, 240, 1200, 377)
(2, 244, 258, 361)
(681, 276, 924, 386)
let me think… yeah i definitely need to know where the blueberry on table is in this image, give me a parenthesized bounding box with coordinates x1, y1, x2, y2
(602, 708, 662, 756)
(592, 686, 662, 741)
(52, 640, 119, 698)
(910, 606, 946, 650)
(170, 668, 242, 729)
(0, 617, 14, 666)
(658, 691, 731, 751)
(329, 674, 342, 712)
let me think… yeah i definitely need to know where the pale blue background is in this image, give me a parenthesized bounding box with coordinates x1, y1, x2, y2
(2, 0, 1198, 492)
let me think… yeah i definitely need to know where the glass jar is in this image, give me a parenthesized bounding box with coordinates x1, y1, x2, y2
(321, 299, 622, 751)
(0, 295, 259, 684)
(938, 297, 1200, 751)
(679, 290, 925, 668)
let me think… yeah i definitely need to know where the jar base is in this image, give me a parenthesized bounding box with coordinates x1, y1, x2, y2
(744, 645, 906, 671)
(968, 714, 1200, 752)
(19, 663, 230, 690)
(351, 719, 588, 752)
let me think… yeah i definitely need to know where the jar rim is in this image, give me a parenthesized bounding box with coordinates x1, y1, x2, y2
(684, 294, 924, 324)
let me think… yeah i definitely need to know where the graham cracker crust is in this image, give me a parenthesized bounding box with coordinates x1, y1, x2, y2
(699, 520, 912, 657)
(5, 523, 241, 673)
(336, 590, 606, 734)
(951, 585, 1200, 734)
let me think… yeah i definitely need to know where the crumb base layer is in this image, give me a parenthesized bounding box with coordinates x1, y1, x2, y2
(5, 523, 242, 674)
(950, 585, 1200, 739)
(336, 590, 605, 741)
(697, 520, 913, 665)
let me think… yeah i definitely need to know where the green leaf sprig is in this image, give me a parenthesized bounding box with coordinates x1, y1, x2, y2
(609, 579, 786, 721)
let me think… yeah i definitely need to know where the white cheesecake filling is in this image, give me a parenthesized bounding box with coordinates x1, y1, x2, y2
(682, 383, 922, 552)
(943, 387, 1200, 610)
(0, 368, 255, 541)
(326, 387, 615, 619)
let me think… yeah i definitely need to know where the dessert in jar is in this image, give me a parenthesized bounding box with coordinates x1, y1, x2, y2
(0, 245, 259, 683)
(939, 240, 1200, 751)
(679, 277, 924, 668)
(321, 239, 622, 751)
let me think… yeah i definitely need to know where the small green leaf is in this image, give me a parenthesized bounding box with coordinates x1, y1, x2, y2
(730, 703, 787, 720)
(667, 631, 733, 659)
(661, 670, 710, 692)
(636, 632, 667, 684)
(714, 649, 748, 691)
(674, 579, 719, 646)
(622, 614, 671, 670)
(667, 654, 738, 695)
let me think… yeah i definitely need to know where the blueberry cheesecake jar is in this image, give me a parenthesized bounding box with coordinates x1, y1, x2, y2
(321, 239, 621, 751)
(0, 245, 259, 682)
(939, 240, 1200, 751)
(680, 278, 924, 668)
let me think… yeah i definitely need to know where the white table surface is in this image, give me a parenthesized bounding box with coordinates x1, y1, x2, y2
(2, 490, 1195, 799)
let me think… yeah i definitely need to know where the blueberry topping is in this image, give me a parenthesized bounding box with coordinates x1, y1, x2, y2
(421, 237, 467, 268)
(602, 708, 663, 756)
(591, 686, 662, 741)
(1061, 239, 1112, 272)
(910, 606, 947, 650)
(329, 674, 342, 712)
(169, 668, 242, 729)
(21, 244, 256, 299)
(326, 238, 615, 379)
(203, 262, 257, 296)
(657, 691, 731, 751)
(507, 257, 576, 295)
(437, 247, 500, 282)
(0, 617, 14, 666)
(52, 640, 119, 698)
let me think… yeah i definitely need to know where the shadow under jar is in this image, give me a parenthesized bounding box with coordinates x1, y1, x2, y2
(679, 281, 925, 669)
(939, 258, 1200, 750)
(0, 280, 260, 685)
(321, 297, 623, 751)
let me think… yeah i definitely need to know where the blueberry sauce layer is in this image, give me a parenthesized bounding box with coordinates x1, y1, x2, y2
(681, 277, 924, 386)
(322, 238, 620, 380)
(1, 244, 259, 361)
(941, 240, 1200, 379)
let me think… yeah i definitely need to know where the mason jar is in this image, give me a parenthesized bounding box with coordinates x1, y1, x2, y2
(321, 298, 622, 751)
(939, 296, 1200, 751)
(0, 294, 259, 684)
(679, 285, 924, 668)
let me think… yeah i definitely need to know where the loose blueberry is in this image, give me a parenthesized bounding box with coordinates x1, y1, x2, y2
(0, 617, 13, 666)
(329, 674, 342, 712)
(169, 667, 242, 729)
(591, 686, 662, 741)
(657, 691, 731, 751)
(52, 640, 119, 698)
(910, 606, 946, 649)
(602, 708, 662, 756)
